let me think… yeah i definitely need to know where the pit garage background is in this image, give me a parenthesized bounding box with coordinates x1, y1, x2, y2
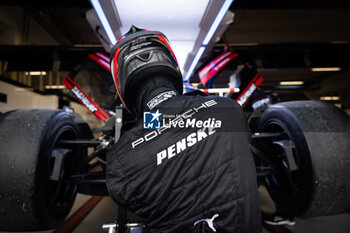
(0, 0, 350, 233)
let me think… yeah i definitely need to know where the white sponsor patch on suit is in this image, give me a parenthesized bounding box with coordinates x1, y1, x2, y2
(156, 127, 216, 165)
(147, 91, 177, 110)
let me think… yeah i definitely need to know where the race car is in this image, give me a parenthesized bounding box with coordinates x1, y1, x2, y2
(0, 52, 349, 232)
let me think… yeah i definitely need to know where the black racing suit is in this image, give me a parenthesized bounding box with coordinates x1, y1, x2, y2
(106, 91, 261, 233)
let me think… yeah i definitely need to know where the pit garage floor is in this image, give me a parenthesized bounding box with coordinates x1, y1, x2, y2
(2, 194, 350, 233)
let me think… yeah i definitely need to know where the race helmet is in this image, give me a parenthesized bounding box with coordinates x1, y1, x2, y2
(110, 25, 183, 114)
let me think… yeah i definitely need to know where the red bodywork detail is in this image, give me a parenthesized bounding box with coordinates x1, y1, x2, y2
(88, 54, 110, 72)
(156, 34, 178, 63)
(236, 73, 264, 107)
(54, 196, 102, 233)
(64, 75, 109, 120)
(199, 51, 239, 86)
(198, 48, 264, 107)
(95, 52, 110, 63)
(255, 75, 264, 86)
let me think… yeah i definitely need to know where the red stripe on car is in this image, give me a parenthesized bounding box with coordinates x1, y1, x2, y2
(199, 51, 239, 85)
(88, 54, 111, 72)
(64, 75, 109, 120)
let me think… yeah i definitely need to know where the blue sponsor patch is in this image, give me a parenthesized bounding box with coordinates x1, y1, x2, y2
(143, 110, 161, 129)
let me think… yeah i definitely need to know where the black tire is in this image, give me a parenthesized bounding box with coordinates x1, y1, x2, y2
(0, 109, 82, 231)
(258, 101, 350, 217)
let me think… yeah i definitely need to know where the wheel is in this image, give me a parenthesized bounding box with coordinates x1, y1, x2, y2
(257, 101, 350, 217)
(0, 109, 82, 231)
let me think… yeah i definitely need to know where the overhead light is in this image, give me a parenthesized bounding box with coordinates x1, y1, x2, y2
(279, 81, 304, 86)
(184, 46, 206, 81)
(14, 87, 34, 92)
(45, 85, 66, 89)
(331, 41, 348, 44)
(230, 42, 259, 46)
(216, 42, 259, 47)
(191, 83, 200, 87)
(25, 71, 47, 76)
(320, 96, 340, 101)
(311, 67, 341, 72)
(90, 0, 117, 45)
(184, 0, 234, 81)
(97, 0, 233, 79)
(276, 85, 304, 89)
(257, 68, 279, 72)
(73, 44, 103, 47)
(113, 0, 211, 74)
(202, 0, 234, 45)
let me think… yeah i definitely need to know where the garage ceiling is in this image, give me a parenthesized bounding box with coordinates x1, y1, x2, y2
(0, 0, 349, 106)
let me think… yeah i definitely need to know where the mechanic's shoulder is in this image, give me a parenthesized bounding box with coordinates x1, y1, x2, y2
(114, 120, 143, 150)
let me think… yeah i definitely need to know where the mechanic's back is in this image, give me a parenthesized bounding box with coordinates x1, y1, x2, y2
(107, 26, 261, 233)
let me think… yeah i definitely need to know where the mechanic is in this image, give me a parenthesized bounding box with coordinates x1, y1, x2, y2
(106, 26, 261, 233)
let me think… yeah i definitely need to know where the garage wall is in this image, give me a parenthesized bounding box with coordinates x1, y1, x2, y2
(70, 101, 104, 129)
(0, 80, 104, 131)
(345, 109, 350, 116)
(0, 80, 58, 113)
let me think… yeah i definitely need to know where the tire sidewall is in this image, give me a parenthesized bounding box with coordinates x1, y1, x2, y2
(35, 111, 80, 228)
(259, 105, 314, 216)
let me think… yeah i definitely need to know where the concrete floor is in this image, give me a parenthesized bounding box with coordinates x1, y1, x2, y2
(65, 195, 350, 233)
(75, 196, 350, 233)
(73, 195, 118, 233)
(2, 194, 350, 233)
(288, 214, 350, 233)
